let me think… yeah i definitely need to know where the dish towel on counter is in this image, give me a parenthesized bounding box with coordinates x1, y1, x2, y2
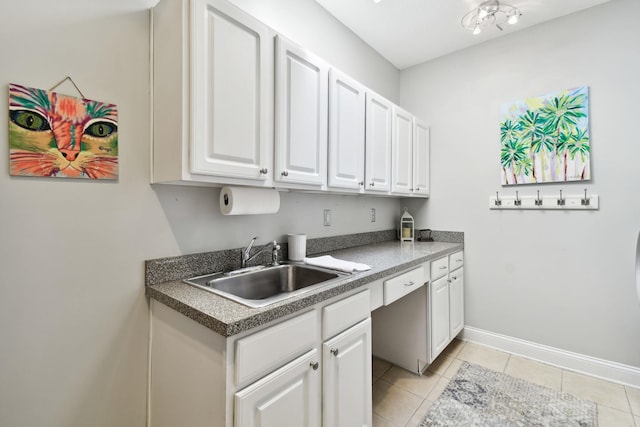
(303, 255, 371, 273)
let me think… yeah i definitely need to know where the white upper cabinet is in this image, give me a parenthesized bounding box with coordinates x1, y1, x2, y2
(151, 0, 429, 196)
(328, 69, 366, 190)
(391, 106, 414, 194)
(413, 119, 430, 196)
(275, 35, 328, 187)
(152, 0, 274, 186)
(364, 91, 393, 193)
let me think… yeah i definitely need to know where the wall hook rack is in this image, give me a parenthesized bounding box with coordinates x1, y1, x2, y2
(489, 188, 598, 210)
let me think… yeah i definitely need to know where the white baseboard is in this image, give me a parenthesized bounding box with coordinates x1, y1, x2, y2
(461, 326, 640, 389)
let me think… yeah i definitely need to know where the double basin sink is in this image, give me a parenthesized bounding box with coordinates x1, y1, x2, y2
(184, 263, 348, 308)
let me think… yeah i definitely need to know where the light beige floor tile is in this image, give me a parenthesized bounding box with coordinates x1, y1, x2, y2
(426, 355, 453, 376)
(597, 404, 635, 426)
(456, 342, 510, 372)
(381, 366, 441, 398)
(504, 355, 562, 391)
(426, 375, 451, 401)
(562, 370, 631, 412)
(442, 358, 464, 379)
(373, 380, 423, 427)
(626, 385, 640, 415)
(441, 338, 465, 358)
(373, 357, 392, 378)
(373, 413, 399, 427)
(405, 399, 432, 427)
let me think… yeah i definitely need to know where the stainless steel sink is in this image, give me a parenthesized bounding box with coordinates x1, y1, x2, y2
(184, 264, 347, 308)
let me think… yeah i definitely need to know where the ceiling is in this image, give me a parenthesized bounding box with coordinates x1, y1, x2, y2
(314, 0, 611, 69)
(1, 0, 610, 67)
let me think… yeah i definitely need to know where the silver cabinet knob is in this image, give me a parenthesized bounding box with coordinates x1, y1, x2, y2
(404, 281, 415, 287)
(330, 348, 339, 356)
(359, 181, 364, 186)
(259, 168, 268, 174)
(281, 170, 289, 177)
(370, 182, 375, 187)
(415, 187, 420, 191)
(310, 361, 319, 370)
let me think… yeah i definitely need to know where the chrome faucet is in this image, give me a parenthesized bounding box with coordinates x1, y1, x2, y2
(241, 237, 280, 268)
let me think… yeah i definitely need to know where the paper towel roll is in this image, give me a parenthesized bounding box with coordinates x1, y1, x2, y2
(219, 186, 280, 215)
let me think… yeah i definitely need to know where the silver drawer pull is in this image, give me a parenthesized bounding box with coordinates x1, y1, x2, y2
(281, 170, 289, 177)
(259, 168, 268, 174)
(440, 266, 447, 270)
(310, 361, 319, 370)
(451, 276, 457, 280)
(456, 259, 462, 262)
(404, 281, 415, 287)
(330, 348, 339, 356)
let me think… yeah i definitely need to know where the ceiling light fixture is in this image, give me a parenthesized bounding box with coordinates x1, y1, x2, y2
(461, 0, 522, 35)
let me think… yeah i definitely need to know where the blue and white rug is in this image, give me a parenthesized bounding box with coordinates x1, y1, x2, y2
(419, 362, 597, 426)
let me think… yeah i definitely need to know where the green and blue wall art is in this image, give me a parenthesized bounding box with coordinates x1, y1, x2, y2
(499, 86, 590, 185)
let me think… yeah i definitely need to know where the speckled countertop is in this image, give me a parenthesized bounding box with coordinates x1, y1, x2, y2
(146, 239, 463, 337)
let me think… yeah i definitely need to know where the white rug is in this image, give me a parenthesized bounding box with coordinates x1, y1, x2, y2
(419, 362, 597, 426)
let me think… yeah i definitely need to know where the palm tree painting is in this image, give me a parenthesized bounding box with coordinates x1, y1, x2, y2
(499, 86, 590, 185)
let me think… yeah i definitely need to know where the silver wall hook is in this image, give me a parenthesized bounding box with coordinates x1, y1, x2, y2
(514, 190, 521, 206)
(495, 191, 502, 206)
(581, 188, 590, 206)
(535, 190, 543, 206)
(557, 189, 565, 206)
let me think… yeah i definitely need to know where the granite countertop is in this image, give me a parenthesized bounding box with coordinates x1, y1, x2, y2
(146, 240, 463, 337)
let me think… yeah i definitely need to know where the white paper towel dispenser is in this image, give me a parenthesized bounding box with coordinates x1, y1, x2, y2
(219, 186, 280, 215)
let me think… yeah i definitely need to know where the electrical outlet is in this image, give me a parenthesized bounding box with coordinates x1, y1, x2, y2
(370, 208, 376, 222)
(323, 209, 331, 226)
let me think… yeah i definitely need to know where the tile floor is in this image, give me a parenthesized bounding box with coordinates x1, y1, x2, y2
(372, 339, 640, 427)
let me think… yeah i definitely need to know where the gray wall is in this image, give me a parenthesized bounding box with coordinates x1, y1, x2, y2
(401, 0, 640, 367)
(0, 1, 401, 426)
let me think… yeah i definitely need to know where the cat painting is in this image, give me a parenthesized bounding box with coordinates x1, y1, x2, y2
(8, 83, 118, 179)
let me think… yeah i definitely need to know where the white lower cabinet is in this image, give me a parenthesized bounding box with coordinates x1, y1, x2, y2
(234, 349, 321, 427)
(428, 251, 465, 361)
(429, 275, 450, 360)
(448, 267, 464, 338)
(323, 319, 372, 427)
(149, 289, 372, 427)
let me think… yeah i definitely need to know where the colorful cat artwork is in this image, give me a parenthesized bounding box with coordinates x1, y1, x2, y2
(8, 83, 118, 179)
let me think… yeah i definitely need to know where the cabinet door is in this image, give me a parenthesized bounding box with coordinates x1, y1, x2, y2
(328, 69, 365, 190)
(413, 119, 430, 196)
(449, 267, 464, 339)
(323, 318, 372, 427)
(235, 349, 321, 427)
(191, 0, 273, 182)
(275, 35, 328, 187)
(429, 276, 450, 361)
(365, 92, 392, 193)
(391, 106, 413, 194)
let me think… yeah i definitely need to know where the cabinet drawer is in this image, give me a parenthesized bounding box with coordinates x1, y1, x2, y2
(235, 310, 317, 387)
(449, 251, 464, 271)
(323, 289, 370, 340)
(383, 266, 425, 306)
(430, 256, 449, 281)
